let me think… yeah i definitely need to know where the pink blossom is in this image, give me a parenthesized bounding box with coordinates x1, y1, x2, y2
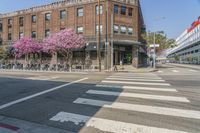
(13, 37, 42, 58)
(42, 29, 85, 54)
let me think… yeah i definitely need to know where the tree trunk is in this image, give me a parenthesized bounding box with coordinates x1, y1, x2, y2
(50, 52, 58, 71)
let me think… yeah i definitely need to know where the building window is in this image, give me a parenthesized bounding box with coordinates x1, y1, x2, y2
(96, 25, 103, 34)
(73, 51, 84, 58)
(19, 17, 24, 26)
(128, 8, 133, 16)
(8, 33, 12, 40)
(60, 10, 66, 19)
(45, 13, 51, 21)
(45, 29, 50, 37)
(77, 8, 83, 17)
(8, 18, 12, 28)
(121, 6, 126, 15)
(121, 26, 126, 34)
(90, 51, 97, 60)
(0, 37, 2, 45)
(77, 26, 83, 34)
(19, 32, 24, 39)
(96, 5, 103, 15)
(114, 5, 119, 14)
(8, 18, 12, 25)
(0, 22, 2, 32)
(128, 27, 133, 35)
(31, 31, 36, 38)
(32, 15, 36, 23)
(114, 25, 119, 33)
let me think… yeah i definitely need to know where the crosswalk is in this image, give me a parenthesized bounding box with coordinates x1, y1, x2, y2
(157, 69, 199, 73)
(49, 73, 199, 133)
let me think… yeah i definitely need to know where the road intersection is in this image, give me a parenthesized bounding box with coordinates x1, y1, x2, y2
(0, 64, 200, 133)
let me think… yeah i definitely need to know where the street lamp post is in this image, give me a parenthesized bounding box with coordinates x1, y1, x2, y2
(152, 17, 166, 69)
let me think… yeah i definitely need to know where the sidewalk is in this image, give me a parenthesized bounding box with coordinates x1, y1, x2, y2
(0, 115, 73, 133)
(0, 66, 156, 74)
(112, 65, 157, 73)
(168, 63, 200, 70)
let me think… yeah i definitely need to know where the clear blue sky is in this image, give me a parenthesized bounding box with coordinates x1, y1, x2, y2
(0, 0, 200, 39)
(141, 0, 200, 39)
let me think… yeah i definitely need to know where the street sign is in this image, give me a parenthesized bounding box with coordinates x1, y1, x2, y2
(150, 44, 160, 48)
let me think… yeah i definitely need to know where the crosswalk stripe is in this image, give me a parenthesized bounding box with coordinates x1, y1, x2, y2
(172, 70, 179, 73)
(86, 90, 190, 103)
(74, 98, 200, 120)
(95, 85, 177, 92)
(158, 70, 163, 73)
(50, 112, 188, 133)
(189, 69, 198, 72)
(109, 76, 162, 79)
(102, 80, 171, 86)
(106, 77, 165, 82)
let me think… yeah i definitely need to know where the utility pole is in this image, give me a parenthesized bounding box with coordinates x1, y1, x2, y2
(111, 13, 114, 71)
(105, 0, 108, 70)
(153, 32, 156, 69)
(152, 17, 166, 69)
(97, 0, 101, 71)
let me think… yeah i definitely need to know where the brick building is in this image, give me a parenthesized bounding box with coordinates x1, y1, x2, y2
(0, 0, 147, 70)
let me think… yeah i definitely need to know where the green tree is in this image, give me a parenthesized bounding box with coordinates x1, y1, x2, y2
(142, 31, 175, 55)
(0, 46, 14, 60)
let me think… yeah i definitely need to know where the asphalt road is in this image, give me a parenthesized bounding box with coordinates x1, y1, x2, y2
(0, 66, 200, 133)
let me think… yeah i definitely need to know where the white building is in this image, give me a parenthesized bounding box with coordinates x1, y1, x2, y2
(167, 16, 200, 64)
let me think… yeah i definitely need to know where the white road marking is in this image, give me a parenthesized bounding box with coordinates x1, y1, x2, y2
(189, 69, 198, 72)
(111, 72, 159, 75)
(172, 70, 179, 73)
(50, 112, 188, 133)
(102, 80, 171, 86)
(51, 76, 59, 79)
(26, 76, 59, 81)
(95, 85, 177, 92)
(86, 90, 190, 103)
(109, 76, 162, 79)
(74, 98, 200, 119)
(106, 77, 165, 82)
(0, 77, 88, 110)
(158, 70, 163, 73)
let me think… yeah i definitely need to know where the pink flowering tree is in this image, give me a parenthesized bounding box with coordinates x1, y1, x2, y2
(42, 29, 85, 70)
(13, 37, 42, 64)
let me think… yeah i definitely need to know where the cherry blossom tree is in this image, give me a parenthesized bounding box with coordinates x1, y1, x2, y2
(13, 37, 42, 65)
(42, 29, 85, 70)
(13, 37, 42, 58)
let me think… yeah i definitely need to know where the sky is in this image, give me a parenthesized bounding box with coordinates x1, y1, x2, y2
(0, 0, 200, 39)
(141, 0, 200, 39)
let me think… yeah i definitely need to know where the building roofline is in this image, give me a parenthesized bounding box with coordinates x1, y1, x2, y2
(0, 0, 138, 18)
